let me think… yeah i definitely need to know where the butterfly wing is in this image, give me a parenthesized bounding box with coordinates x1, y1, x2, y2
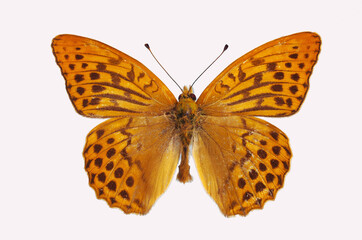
(192, 115, 291, 216)
(84, 115, 181, 214)
(193, 32, 320, 216)
(52, 35, 177, 118)
(197, 32, 321, 117)
(53, 35, 181, 214)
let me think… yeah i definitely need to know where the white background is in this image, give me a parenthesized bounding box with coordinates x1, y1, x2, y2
(1, 0, 361, 239)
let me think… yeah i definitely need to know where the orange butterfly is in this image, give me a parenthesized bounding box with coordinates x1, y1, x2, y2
(52, 32, 321, 216)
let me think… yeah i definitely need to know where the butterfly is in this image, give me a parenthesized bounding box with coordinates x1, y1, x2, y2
(52, 32, 321, 216)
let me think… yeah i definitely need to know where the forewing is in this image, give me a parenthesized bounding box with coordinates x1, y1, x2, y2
(83, 115, 181, 214)
(192, 115, 291, 216)
(197, 32, 321, 117)
(52, 35, 177, 118)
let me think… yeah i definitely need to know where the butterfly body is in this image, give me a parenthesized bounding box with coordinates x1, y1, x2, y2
(166, 86, 197, 183)
(52, 32, 321, 216)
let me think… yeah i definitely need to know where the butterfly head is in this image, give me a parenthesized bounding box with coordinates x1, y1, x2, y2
(178, 86, 196, 102)
(175, 86, 199, 121)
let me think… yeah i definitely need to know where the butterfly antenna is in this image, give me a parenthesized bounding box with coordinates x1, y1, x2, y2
(189, 44, 229, 91)
(145, 43, 183, 91)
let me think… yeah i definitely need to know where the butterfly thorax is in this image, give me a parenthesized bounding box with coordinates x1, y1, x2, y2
(173, 86, 199, 183)
(175, 88, 198, 131)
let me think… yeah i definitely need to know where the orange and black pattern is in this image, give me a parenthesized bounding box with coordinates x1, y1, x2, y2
(52, 32, 321, 216)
